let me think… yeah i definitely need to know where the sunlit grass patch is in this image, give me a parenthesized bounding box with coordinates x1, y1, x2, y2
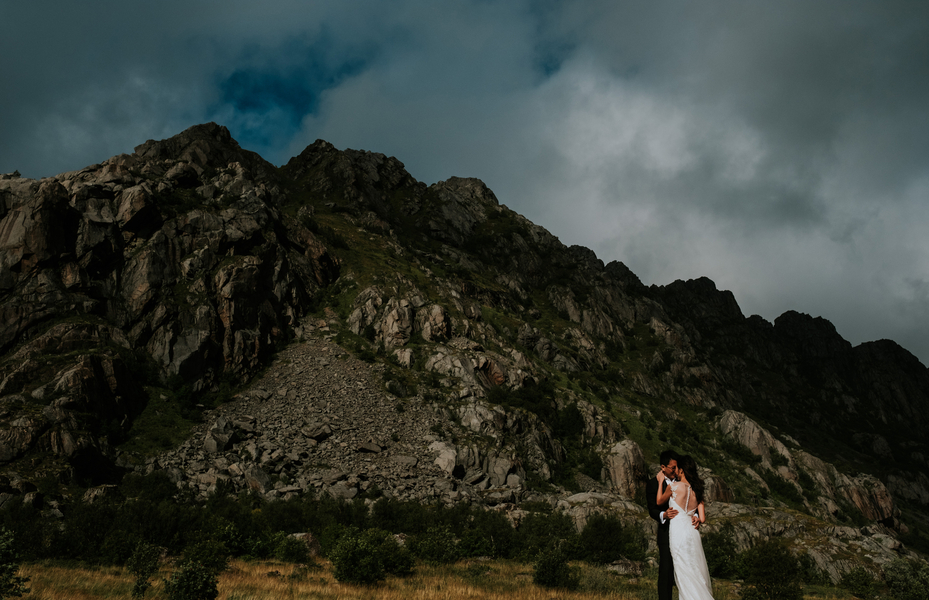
(23, 561, 138, 600)
(20, 558, 660, 600)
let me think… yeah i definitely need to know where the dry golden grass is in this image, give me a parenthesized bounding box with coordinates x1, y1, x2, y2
(21, 559, 646, 600)
(23, 562, 135, 600)
(19, 559, 833, 600)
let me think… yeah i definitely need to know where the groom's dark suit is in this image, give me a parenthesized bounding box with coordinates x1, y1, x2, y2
(647, 477, 674, 600)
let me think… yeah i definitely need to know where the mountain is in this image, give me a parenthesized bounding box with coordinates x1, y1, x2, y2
(1, 123, 926, 579)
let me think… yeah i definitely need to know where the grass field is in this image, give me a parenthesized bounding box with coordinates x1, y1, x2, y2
(19, 558, 853, 600)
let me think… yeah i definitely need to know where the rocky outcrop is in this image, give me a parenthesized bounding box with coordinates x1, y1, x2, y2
(702, 504, 908, 584)
(657, 278, 929, 516)
(719, 410, 899, 525)
(604, 440, 647, 499)
(717, 410, 792, 469)
(0, 321, 147, 478)
(0, 124, 343, 473)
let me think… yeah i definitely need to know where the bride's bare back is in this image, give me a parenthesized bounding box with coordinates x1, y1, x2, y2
(672, 481, 700, 514)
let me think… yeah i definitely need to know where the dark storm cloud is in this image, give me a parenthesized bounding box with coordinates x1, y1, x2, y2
(2, 1, 929, 362)
(500, 2, 929, 364)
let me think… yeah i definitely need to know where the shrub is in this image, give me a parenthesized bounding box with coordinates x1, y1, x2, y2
(121, 471, 178, 503)
(368, 499, 432, 535)
(0, 528, 28, 599)
(128, 541, 161, 599)
(181, 540, 229, 576)
(577, 513, 644, 564)
(0, 499, 48, 561)
(759, 470, 804, 506)
(458, 509, 516, 559)
(533, 546, 580, 590)
(883, 559, 929, 600)
(722, 439, 761, 465)
(459, 528, 496, 559)
(703, 524, 740, 579)
(739, 540, 802, 600)
(515, 511, 578, 561)
(49, 500, 118, 561)
(273, 534, 311, 565)
(101, 528, 138, 565)
(408, 525, 460, 565)
(839, 567, 877, 598)
(796, 551, 822, 584)
(163, 561, 218, 600)
(329, 528, 413, 584)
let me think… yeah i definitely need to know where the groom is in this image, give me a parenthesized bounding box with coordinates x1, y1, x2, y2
(647, 450, 679, 600)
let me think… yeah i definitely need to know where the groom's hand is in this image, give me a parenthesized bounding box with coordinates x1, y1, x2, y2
(691, 514, 701, 529)
(666, 507, 679, 519)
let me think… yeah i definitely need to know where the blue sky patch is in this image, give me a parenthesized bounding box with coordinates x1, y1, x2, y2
(211, 37, 370, 158)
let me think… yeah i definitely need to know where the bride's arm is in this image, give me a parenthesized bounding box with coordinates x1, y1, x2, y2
(695, 502, 706, 525)
(655, 472, 672, 504)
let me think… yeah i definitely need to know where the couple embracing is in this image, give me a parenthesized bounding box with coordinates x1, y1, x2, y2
(646, 450, 714, 600)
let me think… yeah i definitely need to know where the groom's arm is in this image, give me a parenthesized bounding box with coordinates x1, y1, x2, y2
(647, 479, 676, 522)
(646, 478, 662, 522)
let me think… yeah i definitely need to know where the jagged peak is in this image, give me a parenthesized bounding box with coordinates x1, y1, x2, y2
(774, 310, 853, 358)
(283, 138, 338, 171)
(132, 122, 274, 177)
(134, 122, 234, 156)
(604, 260, 644, 289)
(281, 138, 420, 206)
(854, 338, 924, 367)
(656, 276, 746, 323)
(430, 176, 499, 208)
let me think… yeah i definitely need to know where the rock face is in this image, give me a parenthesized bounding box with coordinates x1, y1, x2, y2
(1, 124, 927, 574)
(717, 410, 899, 525)
(605, 440, 647, 499)
(0, 124, 338, 474)
(655, 278, 929, 518)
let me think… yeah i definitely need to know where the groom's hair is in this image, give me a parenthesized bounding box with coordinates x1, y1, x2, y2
(660, 450, 680, 465)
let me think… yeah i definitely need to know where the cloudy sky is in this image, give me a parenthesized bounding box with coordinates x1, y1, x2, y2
(3, 1, 929, 363)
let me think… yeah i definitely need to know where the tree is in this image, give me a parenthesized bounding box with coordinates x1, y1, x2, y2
(883, 559, 929, 600)
(163, 561, 218, 600)
(128, 541, 162, 599)
(533, 546, 580, 591)
(329, 528, 414, 585)
(0, 528, 28, 599)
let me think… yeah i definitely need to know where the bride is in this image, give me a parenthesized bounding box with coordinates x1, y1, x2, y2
(655, 454, 714, 600)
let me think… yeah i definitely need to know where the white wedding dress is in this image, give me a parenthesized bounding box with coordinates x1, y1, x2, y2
(668, 481, 714, 600)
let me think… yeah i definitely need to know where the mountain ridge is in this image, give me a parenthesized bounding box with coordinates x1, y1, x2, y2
(0, 122, 927, 578)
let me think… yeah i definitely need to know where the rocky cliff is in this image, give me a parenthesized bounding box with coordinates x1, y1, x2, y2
(1, 123, 927, 578)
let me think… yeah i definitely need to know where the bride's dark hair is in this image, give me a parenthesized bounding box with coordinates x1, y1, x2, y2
(678, 455, 706, 504)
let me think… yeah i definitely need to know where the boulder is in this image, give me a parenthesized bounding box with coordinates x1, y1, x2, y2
(327, 482, 358, 500)
(417, 304, 451, 342)
(380, 299, 414, 348)
(83, 484, 122, 504)
(605, 440, 647, 499)
(430, 441, 457, 474)
(302, 422, 333, 442)
(204, 417, 238, 453)
(244, 465, 270, 493)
